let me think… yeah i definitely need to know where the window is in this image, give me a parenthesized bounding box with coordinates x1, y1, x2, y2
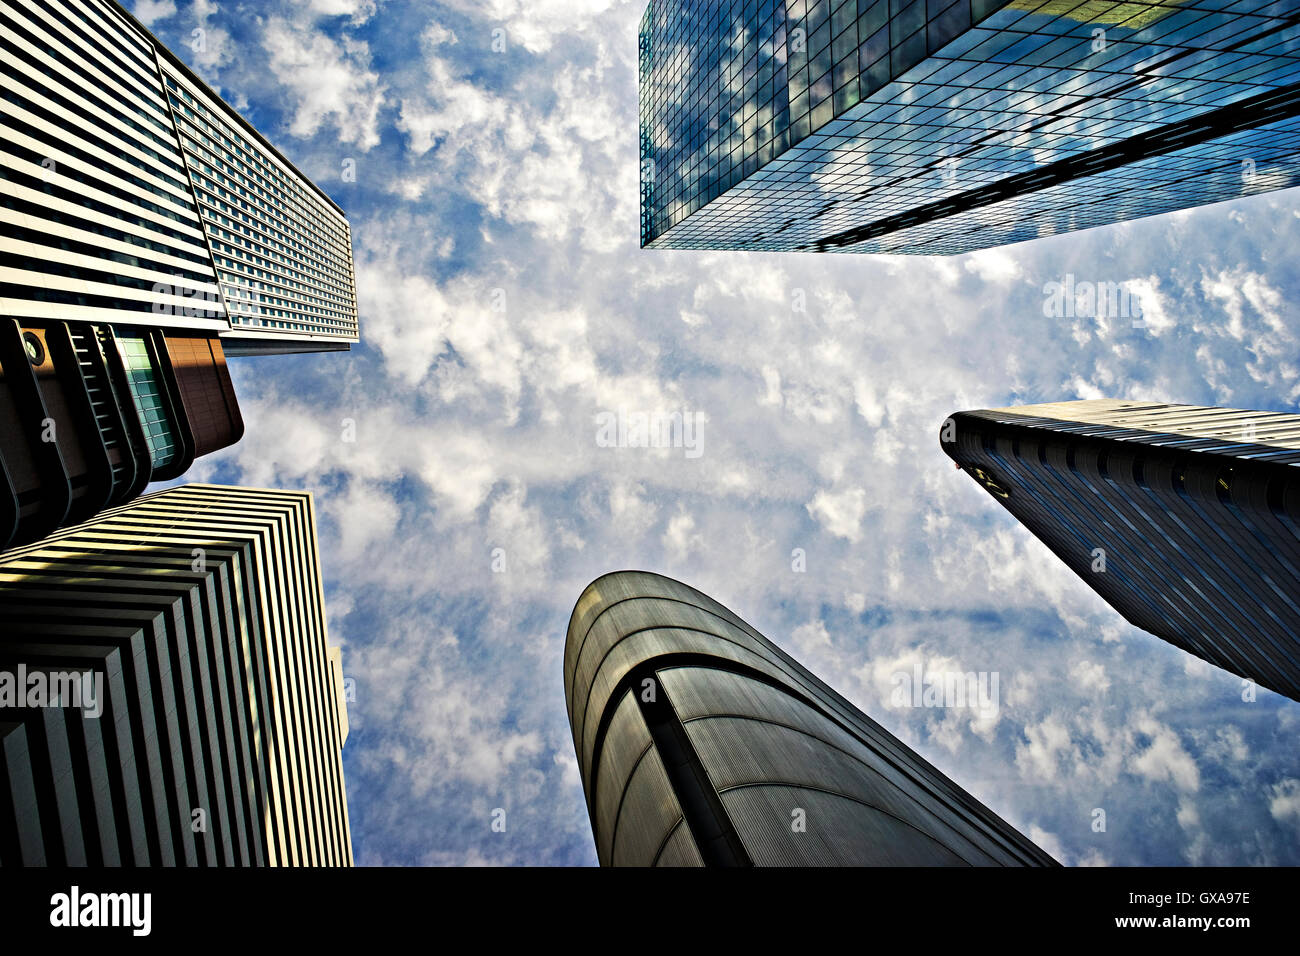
(115, 335, 178, 469)
(22, 331, 45, 366)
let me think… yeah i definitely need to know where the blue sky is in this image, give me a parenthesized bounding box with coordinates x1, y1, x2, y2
(137, 0, 1300, 865)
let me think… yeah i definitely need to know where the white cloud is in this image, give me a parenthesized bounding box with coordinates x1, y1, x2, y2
(262, 16, 387, 149)
(1016, 715, 1074, 782)
(436, 0, 620, 53)
(393, 25, 632, 250)
(330, 480, 401, 563)
(662, 511, 703, 563)
(1131, 717, 1200, 793)
(303, 0, 378, 25)
(806, 487, 868, 542)
(1268, 779, 1300, 826)
(1069, 659, 1110, 694)
(1025, 825, 1067, 864)
(1198, 268, 1299, 400)
(131, 0, 176, 26)
(963, 248, 1023, 283)
(1124, 276, 1175, 336)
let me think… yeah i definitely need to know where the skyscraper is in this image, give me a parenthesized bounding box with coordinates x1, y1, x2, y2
(639, 0, 1300, 254)
(2, 0, 359, 353)
(0, 484, 353, 865)
(0, 0, 359, 548)
(564, 570, 1056, 866)
(942, 399, 1300, 701)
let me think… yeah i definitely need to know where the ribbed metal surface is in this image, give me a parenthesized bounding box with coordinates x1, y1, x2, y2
(720, 785, 966, 867)
(574, 624, 790, 791)
(945, 401, 1300, 701)
(0, 0, 225, 328)
(670, 666, 1013, 862)
(565, 570, 1057, 867)
(593, 690, 656, 865)
(982, 400, 1300, 462)
(653, 819, 703, 867)
(0, 722, 45, 865)
(609, 745, 684, 868)
(685, 711, 1001, 863)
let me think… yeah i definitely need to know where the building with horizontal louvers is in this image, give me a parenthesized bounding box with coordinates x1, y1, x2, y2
(0, 484, 353, 865)
(1, 0, 358, 353)
(564, 570, 1057, 866)
(942, 399, 1300, 702)
(639, 0, 1300, 254)
(1, 0, 359, 550)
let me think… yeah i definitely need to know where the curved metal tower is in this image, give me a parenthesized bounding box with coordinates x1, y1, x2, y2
(564, 570, 1056, 867)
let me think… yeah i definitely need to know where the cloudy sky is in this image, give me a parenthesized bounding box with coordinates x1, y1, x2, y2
(136, 0, 1300, 866)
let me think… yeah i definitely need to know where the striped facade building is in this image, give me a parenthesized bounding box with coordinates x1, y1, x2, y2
(0, 0, 358, 550)
(943, 399, 1300, 701)
(0, 484, 353, 865)
(1, 0, 358, 352)
(565, 570, 1056, 866)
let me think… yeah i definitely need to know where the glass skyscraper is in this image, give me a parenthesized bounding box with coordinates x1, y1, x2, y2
(639, 0, 1300, 253)
(565, 570, 1057, 866)
(943, 399, 1300, 701)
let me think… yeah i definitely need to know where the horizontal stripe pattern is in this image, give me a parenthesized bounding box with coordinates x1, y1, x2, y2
(0, 484, 354, 866)
(0, 0, 224, 328)
(0, 0, 358, 349)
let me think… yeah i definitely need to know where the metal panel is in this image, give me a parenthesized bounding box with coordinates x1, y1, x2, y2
(653, 819, 704, 867)
(565, 570, 1058, 866)
(0, 485, 353, 865)
(593, 689, 654, 866)
(946, 400, 1300, 700)
(610, 745, 687, 868)
(721, 785, 968, 866)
